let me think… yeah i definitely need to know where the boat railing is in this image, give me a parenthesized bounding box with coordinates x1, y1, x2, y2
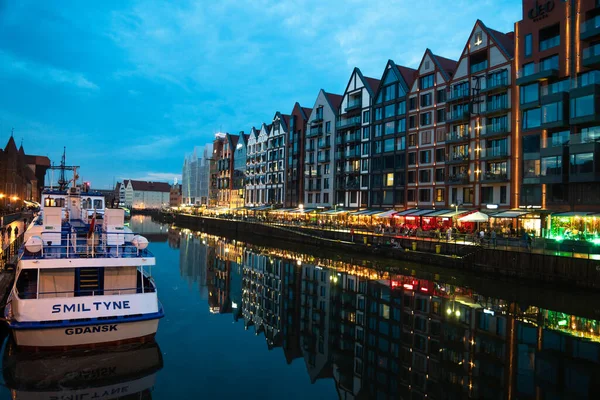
(22, 231, 153, 260)
(16, 286, 157, 300)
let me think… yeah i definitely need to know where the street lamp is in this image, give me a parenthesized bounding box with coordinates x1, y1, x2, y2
(450, 202, 462, 228)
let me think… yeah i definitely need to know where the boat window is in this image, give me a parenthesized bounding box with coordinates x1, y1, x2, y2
(93, 199, 103, 210)
(16, 269, 38, 299)
(40, 268, 76, 299)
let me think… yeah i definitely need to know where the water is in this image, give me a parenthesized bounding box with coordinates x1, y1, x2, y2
(0, 216, 599, 399)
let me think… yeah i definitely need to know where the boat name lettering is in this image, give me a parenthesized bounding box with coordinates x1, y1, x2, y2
(65, 325, 118, 335)
(52, 300, 131, 313)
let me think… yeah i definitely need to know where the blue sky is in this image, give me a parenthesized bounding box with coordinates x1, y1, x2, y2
(0, 0, 522, 189)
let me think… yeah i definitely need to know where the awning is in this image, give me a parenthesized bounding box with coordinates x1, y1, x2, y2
(271, 208, 296, 213)
(318, 209, 348, 215)
(394, 208, 420, 216)
(552, 211, 595, 217)
(395, 208, 436, 217)
(421, 209, 452, 217)
(435, 209, 470, 218)
(375, 210, 400, 218)
(350, 209, 381, 216)
(492, 210, 528, 218)
(459, 211, 489, 222)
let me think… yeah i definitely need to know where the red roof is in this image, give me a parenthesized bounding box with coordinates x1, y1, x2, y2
(301, 107, 312, 119)
(364, 77, 381, 93)
(487, 27, 515, 58)
(24, 154, 51, 166)
(396, 65, 417, 86)
(128, 180, 171, 192)
(432, 53, 458, 75)
(325, 92, 343, 111)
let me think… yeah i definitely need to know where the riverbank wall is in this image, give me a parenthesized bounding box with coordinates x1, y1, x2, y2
(162, 213, 600, 290)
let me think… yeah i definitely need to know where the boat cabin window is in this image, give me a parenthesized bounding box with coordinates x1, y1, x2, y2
(93, 199, 103, 209)
(44, 197, 65, 207)
(16, 269, 38, 300)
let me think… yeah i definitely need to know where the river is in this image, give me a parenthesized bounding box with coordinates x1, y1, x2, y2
(0, 216, 599, 399)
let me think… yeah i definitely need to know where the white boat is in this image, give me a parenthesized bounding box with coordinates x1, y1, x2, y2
(4, 187, 164, 348)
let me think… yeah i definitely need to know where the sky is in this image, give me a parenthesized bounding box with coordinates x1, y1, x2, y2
(0, 0, 522, 189)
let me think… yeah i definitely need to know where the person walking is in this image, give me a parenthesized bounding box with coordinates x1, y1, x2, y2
(491, 230, 497, 248)
(446, 227, 452, 242)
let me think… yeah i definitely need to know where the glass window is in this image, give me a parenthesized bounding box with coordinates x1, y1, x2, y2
(384, 138, 395, 152)
(397, 118, 406, 133)
(362, 111, 370, 123)
(435, 188, 444, 202)
(522, 62, 535, 77)
(386, 173, 394, 187)
(524, 34, 532, 57)
(541, 156, 562, 176)
(419, 74, 434, 90)
(420, 93, 432, 107)
(570, 153, 594, 174)
(419, 170, 431, 183)
(500, 186, 507, 204)
(409, 97, 416, 110)
(325, 121, 331, 133)
(419, 150, 431, 164)
(385, 104, 395, 118)
(523, 108, 541, 129)
(419, 189, 431, 202)
(384, 85, 396, 101)
(539, 24, 560, 52)
(362, 126, 370, 139)
(396, 136, 405, 151)
(375, 108, 383, 121)
(375, 124, 383, 137)
(385, 121, 395, 135)
(408, 152, 416, 165)
(540, 54, 559, 71)
(397, 101, 406, 115)
(437, 109, 446, 123)
(520, 83, 539, 104)
(571, 95, 595, 118)
(581, 126, 600, 143)
(409, 116, 416, 129)
(420, 112, 432, 126)
(541, 101, 563, 123)
(436, 89, 446, 103)
(522, 134, 540, 153)
(524, 159, 541, 178)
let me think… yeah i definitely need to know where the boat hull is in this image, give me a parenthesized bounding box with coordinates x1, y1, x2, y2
(11, 318, 160, 348)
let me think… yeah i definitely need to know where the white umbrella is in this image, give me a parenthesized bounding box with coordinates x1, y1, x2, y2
(458, 211, 489, 222)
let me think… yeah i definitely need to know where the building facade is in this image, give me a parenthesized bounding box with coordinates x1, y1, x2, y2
(170, 183, 182, 207)
(121, 180, 171, 209)
(210, 134, 226, 207)
(217, 134, 238, 207)
(516, 0, 600, 211)
(286, 103, 311, 208)
(245, 125, 269, 206)
(446, 21, 515, 210)
(305, 90, 342, 208)
(231, 133, 248, 209)
(336, 68, 380, 208)
(370, 60, 416, 209)
(182, 144, 212, 206)
(266, 113, 289, 206)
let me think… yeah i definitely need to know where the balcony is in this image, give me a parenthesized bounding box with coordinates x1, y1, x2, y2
(307, 126, 323, 138)
(583, 44, 600, 69)
(344, 98, 362, 113)
(446, 131, 470, 144)
(342, 180, 360, 190)
(481, 77, 509, 94)
(447, 154, 470, 164)
(345, 132, 361, 143)
(447, 110, 471, 123)
(540, 172, 564, 184)
(344, 148, 361, 158)
(569, 84, 600, 125)
(447, 88, 470, 103)
(448, 174, 469, 184)
(310, 116, 324, 125)
(483, 124, 510, 139)
(480, 148, 509, 161)
(317, 153, 331, 163)
(581, 16, 600, 41)
(336, 116, 361, 129)
(481, 172, 508, 182)
(483, 101, 510, 117)
(335, 136, 344, 146)
(318, 138, 331, 149)
(516, 63, 559, 86)
(306, 144, 316, 152)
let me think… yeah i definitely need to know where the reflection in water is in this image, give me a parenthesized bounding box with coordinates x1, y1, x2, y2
(172, 225, 600, 400)
(2, 340, 163, 399)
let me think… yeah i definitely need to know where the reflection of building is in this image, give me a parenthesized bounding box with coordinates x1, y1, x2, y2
(178, 230, 209, 299)
(170, 183, 182, 207)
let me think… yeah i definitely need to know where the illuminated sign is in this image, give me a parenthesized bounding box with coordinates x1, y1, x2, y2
(52, 301, 131, 313)
(528, 0, 555, 22)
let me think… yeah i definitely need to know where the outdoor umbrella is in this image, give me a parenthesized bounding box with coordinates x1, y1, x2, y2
(458, 211, 489, 222)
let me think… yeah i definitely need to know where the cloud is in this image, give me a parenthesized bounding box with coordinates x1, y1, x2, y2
(0, 50, 99, 90)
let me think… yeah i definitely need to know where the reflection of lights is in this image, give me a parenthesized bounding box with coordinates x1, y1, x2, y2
(455, 310, 461, 317)
(232, 302, 238, 309)
(446, 308, 452, 315)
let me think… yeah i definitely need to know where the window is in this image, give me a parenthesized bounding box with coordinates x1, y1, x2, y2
(541, 54, 559, 72)
(409, 97, 417, 110)
(419, 74, 434, 90)
(396, 136, 406, 151)
(420, 150, 431, 164)
(524, 33, 532, 57)
(437, 109, 446, 123)
(408, 134, 417, 147)
(437, 89, 446, 103)
(419, 189, 431, 202)
(523, 108, 541, 129)
(474, 31, 483, 46)
(375, 124, 383, 137)
(436, 128, 446, 142)
(325, 121, 331, 133)
(408, 172, 416, 184)
(541, 101, 563, 124)
(385, 121, 395, 135)
(362, 126, 370, 139)
(363, 111, 370, 124)
(481, 187, 493, 204)
(385, 104, 396, 118)
(421, 131, 432, 145)
(470, 50, 488, 73)
(570, 153, 594, 174)
(407, 189, 415, 202)
(397, 101, 406, 115)
(541, 156, 562, 176)
(384, 85, 396, 101)
(520, 83, 539, 104)
(421, 93, 432, 107)
(435, 188, 444, 202)
(500, 186, 507, 204)
(571, 95, 595, 118)
(524, 160, 541, 178)
(420, 112, 432, 126)
(463, 187, 474, 203)
(581, 126, 600, 143)
(386, 173, 394, 187)
(397, 118, 406, 133)
(384, 138, 395, 152)
(435, 168, 445, 181)
(539, 24, 560, 52)
(435, 148, 445, 162)
(408, 152, 416, 165)
(375, 108, 383, 121)
(522, 62, 535, 77)
(419, 170, 431, 183)
(409, 116, 416, 129)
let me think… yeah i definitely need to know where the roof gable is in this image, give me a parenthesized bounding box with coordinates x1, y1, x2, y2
(129, 180, 171, 192)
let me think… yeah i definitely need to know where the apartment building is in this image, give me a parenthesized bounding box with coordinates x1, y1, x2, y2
(286, 103, 311, 208)
(217, 133, 237, 207)
(446, 21, 515, 209)
(336, 68, 380, 208)
(516, 0, 600, 211)
(231, 132, 248, 209)
(245, 126, 268, 206)
(402, 52, 454, 209)
(181, 144, 212, 206)
(304, 90, 342, 208)
(266, 113, 289, 205)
